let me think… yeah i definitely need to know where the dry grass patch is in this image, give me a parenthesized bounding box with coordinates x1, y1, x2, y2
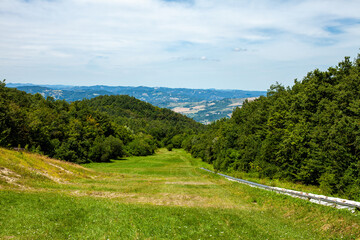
(68, 189, 239, 208)
(128, 193, 239, 208)
(164, 181, 214, 185)
(0, 167, 21, 183)
(70, 190, 137, 199)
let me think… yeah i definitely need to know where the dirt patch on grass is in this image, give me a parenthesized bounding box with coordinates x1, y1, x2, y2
(134, 193, 230, 208)
(69, 190, 238, 208)
(70, 190, 137, 199)
(342, 223, 360, 236)
(0, 167, 27, 189)
(28, 167, 68, 184)
(165, 181, 214, 185)
(47, 162, 74, 175)
(328, 219, 360, 236)
(321, 224, 332, 231)
(0, 167, 21, 184)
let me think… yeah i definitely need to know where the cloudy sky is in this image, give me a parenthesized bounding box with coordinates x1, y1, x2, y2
(1, 0, 360, 90)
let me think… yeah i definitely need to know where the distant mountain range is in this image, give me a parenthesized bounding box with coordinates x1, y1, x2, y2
(7, 83, 266, 124)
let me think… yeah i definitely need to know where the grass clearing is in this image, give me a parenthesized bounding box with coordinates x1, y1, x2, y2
(1, 148, 360, 239)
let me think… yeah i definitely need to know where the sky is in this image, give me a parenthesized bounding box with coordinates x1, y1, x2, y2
(1, 0, 360, 91)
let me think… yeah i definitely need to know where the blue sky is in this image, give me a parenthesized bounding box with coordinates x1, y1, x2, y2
(1, 0, 360, 90)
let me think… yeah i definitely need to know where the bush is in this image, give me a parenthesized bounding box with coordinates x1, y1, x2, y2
(166, 144, 173, 151)
(126, 134, 157, 156)
(171, 134, 184, 148)
(89, 135, 124, 162)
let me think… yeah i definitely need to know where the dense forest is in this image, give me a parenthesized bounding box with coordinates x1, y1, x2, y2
(0, 81, 202, 163)
(183, 55, 360, 199)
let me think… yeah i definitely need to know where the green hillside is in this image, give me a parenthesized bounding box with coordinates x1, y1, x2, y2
(83, 94, 204, 145)
(1, 148, 359, 239)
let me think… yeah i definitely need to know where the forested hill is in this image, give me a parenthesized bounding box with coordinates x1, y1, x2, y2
(83, 95, 205, 146)
(0, 82, 203, 163)
(84, 94, 201, 123)
(183, 55, 360, 200)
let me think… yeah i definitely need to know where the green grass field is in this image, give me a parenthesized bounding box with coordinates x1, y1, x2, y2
(1, 148, 360, 239)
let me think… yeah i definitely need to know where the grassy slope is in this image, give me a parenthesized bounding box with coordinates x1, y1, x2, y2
(0, 148, 359, 239)
(0, 148, 95, 189)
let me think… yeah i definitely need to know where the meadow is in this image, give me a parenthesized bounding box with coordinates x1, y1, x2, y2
(0, 148, 359, 239)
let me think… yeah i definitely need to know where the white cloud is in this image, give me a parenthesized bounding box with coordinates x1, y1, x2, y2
(233, 48, 247, 52)
(1, 0, 360, 89)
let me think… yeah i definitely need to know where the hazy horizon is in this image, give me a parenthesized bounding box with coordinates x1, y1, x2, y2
(6, 81, 268, 92)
